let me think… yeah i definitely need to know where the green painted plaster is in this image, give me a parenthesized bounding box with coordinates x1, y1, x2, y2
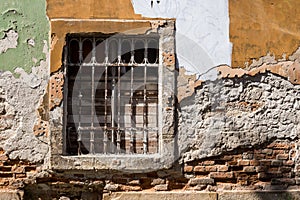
(0, 0, 49, 72)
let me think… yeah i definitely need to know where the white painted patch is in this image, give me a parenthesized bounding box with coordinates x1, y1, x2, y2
(131, 0, 232, 80)
(0, 30, 18, 54)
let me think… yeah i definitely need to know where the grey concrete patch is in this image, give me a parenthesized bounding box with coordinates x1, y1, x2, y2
(103, 192, 217, 200)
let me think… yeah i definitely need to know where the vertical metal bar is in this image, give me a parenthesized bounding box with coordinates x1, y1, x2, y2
(117, 38, 121, 153)
(63, 44, 68, 155)
(90, 37, 96, 154)
(130, 38, 135, 153)
(111, 66, 116, 153)
(77, 37, 83, 155)
(103, 40, 108, 154)
(143, 39, 148, 154)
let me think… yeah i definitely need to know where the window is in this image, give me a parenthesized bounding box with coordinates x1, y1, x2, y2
(64, 34, 160, 155)
(50, 20, 176, 171)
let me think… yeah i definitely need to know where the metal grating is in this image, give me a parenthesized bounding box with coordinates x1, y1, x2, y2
(64, 34, 160, 155)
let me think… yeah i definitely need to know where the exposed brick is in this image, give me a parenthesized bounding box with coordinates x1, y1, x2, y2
(0, 155, 8, 161)
(271, 178, 295, 185)
(210, 172, 234, 180)
(283, 160, 294, 166)
(193, 166, 205, 172)
(279, 167, 292, 173)
(205, 166, 217, 172)
(184, 165, 193, 173)
(238, 160, 249, 166)
(271, 160, 283, 166)
(217, 165, 229, 172)
(276, 154, 289, 160)
(222, 156, 233, 161)
(189, 178, 214, 186)
(243, 166, 256, 172)
(254, 154, 265, 159)
(203, 160, 215, 165)
(151, 178, 165, 186)
(242, 152, 254, 160)
(154, 184, 168, 191)
(128, 180, 140, 186)
(227, 160, 237, 166)
(260, 160, 272, 166)
(12, 166, 25, 174)
(119, 185, 142, 191)
(250, 160, 260, 166)
(15, 173, 26, 178)
(262, 149, 273, 155)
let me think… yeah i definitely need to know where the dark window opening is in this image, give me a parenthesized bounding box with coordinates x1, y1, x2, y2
(64, 34, 160, 155)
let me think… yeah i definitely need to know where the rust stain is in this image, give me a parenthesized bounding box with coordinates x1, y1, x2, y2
(229, 0, 300, 68)
(49, 72, 64, 110)
(217, 61, 300, 84)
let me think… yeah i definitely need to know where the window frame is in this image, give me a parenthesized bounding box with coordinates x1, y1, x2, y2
(49, 19, 176, 171)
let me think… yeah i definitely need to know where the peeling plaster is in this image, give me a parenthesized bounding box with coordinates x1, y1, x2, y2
(0, 0, 49, 72)
(0, 30, 18, 54)
(0, 41, 49, 163)
(131, 0, 232, 80)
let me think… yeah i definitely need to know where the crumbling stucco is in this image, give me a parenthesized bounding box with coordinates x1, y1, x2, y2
(0, 42, 49, 163)
(179, 71, 300, 162)
(0, 30, 18, 54)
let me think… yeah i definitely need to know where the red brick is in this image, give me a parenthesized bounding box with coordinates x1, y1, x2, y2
(276, 154, 289, 160)
(254, 154, 265, 159)
(262, 149, 273, 155)
(238, 160, 249, 166)
(12, 166, 25, 174)
(206, 166, 217, 172)
(0, 155, 8, 161)
(217, 165, 229, 172)
(279, 167, 292, 173)
(227, 160, 237, 166)
(210, 172, 234, 179)
(194, 166, 205, 172)
(260, 160, 272, 166)
(271, 160, 283, 166)
(243, 166, 256, 172)
(15, 173, 26, 178)
(184, 165, 193, 173)
(284, 160, 294, 166)
(203, 161, 215, 165)
(256, 166, 267, 172)
(250, 160, 260, 166)
(222, 156, 233, 161)
(119, 185, 142, 191)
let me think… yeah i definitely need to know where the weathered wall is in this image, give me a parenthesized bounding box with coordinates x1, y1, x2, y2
(1, 0, 300, 199)
(229, 0, 300, 68)
(0, 0, 49, 72)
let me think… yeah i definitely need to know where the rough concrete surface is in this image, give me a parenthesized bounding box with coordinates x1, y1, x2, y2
(0, 42, 49, 163)
(103, 192, 217, 200)
(0, 30, 18, 54)
(179, 71, 300, 162)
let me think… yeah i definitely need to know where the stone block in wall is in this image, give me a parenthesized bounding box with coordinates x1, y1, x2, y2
(189, 178, 214, 186)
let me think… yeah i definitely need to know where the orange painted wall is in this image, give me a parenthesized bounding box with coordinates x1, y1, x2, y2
(230, 0, 300, 68)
